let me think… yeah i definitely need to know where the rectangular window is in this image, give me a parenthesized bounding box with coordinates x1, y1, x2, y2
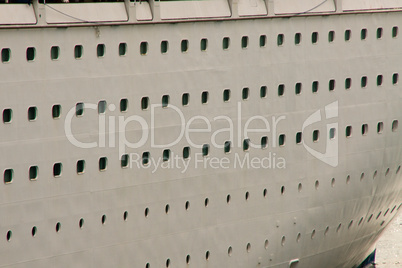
(223, 37, 230, 50)
(277, 34, 284, 46)
(329, 128, 336, 139)
(361, 124, 368, 135)
(121, 154, 129, 168)
(202, 144, 209, 156)
(295, 83, 302, 95)
(296, 132, 302, 144)
(140, 42, 148, 55)
(223, 89, 231, 102)
(162, 95, 169, 108)
(181, 40, 189, 52)
(392, 26, 399, 38)
(377, 27, 383, 39)
(98, 100, 107, 114)
(393, 73, 399, 85)
(120, 98, 128, 112)
(51, 46, 60, 60)
(241, 36, 248, 49)
(313, 130, 320, 142)
(74, 45, 83, 59)
(163, 149, 170, 162)
(328, 31, 335, 43)
(243, 138, 250, 151)
(392, 120, 398, 132)
(345, 30, 351, 41)
(224, 141, 231, 153)
(141, 97, 149, 110)
(312, 81, 319, 93)
(28, 106, 37, 121)
(200, 38, 208, 51)
(4, 169, 13, 184)
(29, 166, 38, 180)
(26, 47, 35, 61)
(201, 91, 209, 104)
(345, 78, 351, 89)
(377, 122, 384, 134)
(53, 163, 62, 177)
(183, 146, 190, 159)
(361, 29, 367, 40)
(142, 152, 150, 165)
(242, 87, 249, 100)
(119, 43, 127, 56)
(361, 76, 367, 88)
(260, 35, 267, 47)
(52, 104, 61, 119)
(76, 160, 85, 174)
(278, 84, 285, 96)
(346, 126, 352, 137)
(1, 48, 10, 63)
(260, 86, 267, 98)
(161, 40, 168, 54)
(311, 32, 318, 44)
(295, 33, 301, 45)
(3, 108, 12, 123)
(261, 136, 268, 149)
(76, 102, 84, 116)
(279, 134, 286, 146)
(377, 75, 383, 86)
(329, 79, 335, 91)
(99, 157, 108, 171)
(182, 93, 189, 106)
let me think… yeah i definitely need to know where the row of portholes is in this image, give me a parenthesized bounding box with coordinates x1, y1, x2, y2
(5, 211, 129, 242)
(0, 43, 128, 63)
(321, 167, 401, 191)
(5, 203, 401, 268)
(293, 26, 399, 46)
(2, 136, 400, 184)
(344, 120, 399, 138)
(4, 96, 400, 135)
(1, 99, 129, 123)
(1, 26, 398, 63)
(3, 156, 108, 183)
(143, 207, 399, 268)
(5, 159, 393, 199)
(1, 70, 399, 124)
(5, 202, 401, 243)
(75, 73, 400, 114)
(298, 167, 401, 194)
(0, 34, 259, 63)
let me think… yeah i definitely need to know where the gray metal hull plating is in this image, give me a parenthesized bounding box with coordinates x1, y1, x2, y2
(0, 11, 401, 268)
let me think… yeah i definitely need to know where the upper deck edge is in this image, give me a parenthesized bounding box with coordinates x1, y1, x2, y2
(0, 0, 401, 29)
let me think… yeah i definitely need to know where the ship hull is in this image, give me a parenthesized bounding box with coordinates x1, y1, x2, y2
(0, 9, 401, 268)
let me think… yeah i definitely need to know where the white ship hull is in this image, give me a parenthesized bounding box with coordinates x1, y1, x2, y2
(0, 1, 401, 267)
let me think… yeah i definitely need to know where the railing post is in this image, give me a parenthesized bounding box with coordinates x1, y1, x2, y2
(149, 0, 161, 21)
(124, 0, 136, 22)
(334, 0, 343, 13)
(228, 0, 239, 18)
(266, 0, 274, 16)
(32, 0, 46, 26)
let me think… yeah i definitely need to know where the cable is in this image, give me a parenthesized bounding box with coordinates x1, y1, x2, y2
(43, 2, 92, 23)
(294, 0, 330, 16)
(45, 0, 329, 23)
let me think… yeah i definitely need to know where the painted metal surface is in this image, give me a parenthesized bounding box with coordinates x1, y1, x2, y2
(0, 7, 401, 268)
